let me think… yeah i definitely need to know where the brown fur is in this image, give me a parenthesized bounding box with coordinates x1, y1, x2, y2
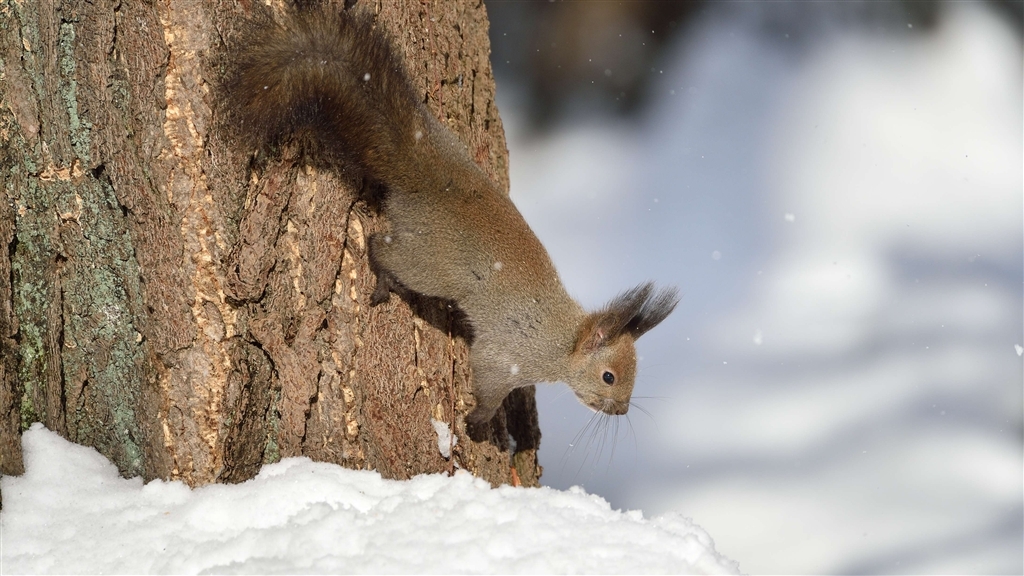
(225, 6, 679, 424)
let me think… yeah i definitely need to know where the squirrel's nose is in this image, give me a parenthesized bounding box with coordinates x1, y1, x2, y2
(602, 399, 629, 416)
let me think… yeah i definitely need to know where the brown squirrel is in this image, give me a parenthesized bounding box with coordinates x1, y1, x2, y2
(227, 6, 678, 425)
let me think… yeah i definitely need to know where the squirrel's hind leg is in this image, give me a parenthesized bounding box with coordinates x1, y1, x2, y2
(370, 271, 395, 306)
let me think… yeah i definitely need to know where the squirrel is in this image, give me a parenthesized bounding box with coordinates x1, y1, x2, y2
(226, 5, 679, 425)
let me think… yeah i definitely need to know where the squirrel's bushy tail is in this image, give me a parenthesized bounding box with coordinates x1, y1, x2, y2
(226, 7, 428, 185)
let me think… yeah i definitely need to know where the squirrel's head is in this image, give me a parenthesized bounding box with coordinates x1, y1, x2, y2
(567, 283, 679, 416)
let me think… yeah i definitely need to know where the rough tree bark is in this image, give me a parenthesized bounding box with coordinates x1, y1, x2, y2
(0, 0, 541, 502)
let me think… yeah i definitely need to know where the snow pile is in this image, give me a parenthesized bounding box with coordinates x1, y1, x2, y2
(0, 425, 738, 575)
(430, 418, 457, 459)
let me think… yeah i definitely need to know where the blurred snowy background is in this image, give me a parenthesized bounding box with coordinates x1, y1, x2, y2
(488, 1, 1023, 574)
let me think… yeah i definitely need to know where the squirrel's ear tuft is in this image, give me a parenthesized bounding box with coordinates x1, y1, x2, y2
(577, 283, 667, 353)
(625, 284, 679, 338)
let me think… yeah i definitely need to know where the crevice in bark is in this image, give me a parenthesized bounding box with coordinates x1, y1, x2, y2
(54, 259, 67, 420)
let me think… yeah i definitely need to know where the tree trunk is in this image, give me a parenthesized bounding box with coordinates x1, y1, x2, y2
(0, 0, 541, 498)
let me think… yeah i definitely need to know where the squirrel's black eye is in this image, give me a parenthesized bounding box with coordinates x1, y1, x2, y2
(602, 371, 615, 385)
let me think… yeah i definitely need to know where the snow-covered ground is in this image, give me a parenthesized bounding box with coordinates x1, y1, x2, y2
(1, 425, 737, 574)
(504, 4, 1022, 574)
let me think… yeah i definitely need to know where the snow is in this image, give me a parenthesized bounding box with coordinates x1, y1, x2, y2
(502, 2, 1021, 574)
(0, 425, 738, 575)
(430, 418, 456, 459)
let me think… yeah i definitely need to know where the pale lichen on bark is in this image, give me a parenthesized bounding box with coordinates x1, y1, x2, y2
(2, 0, 151, 476)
